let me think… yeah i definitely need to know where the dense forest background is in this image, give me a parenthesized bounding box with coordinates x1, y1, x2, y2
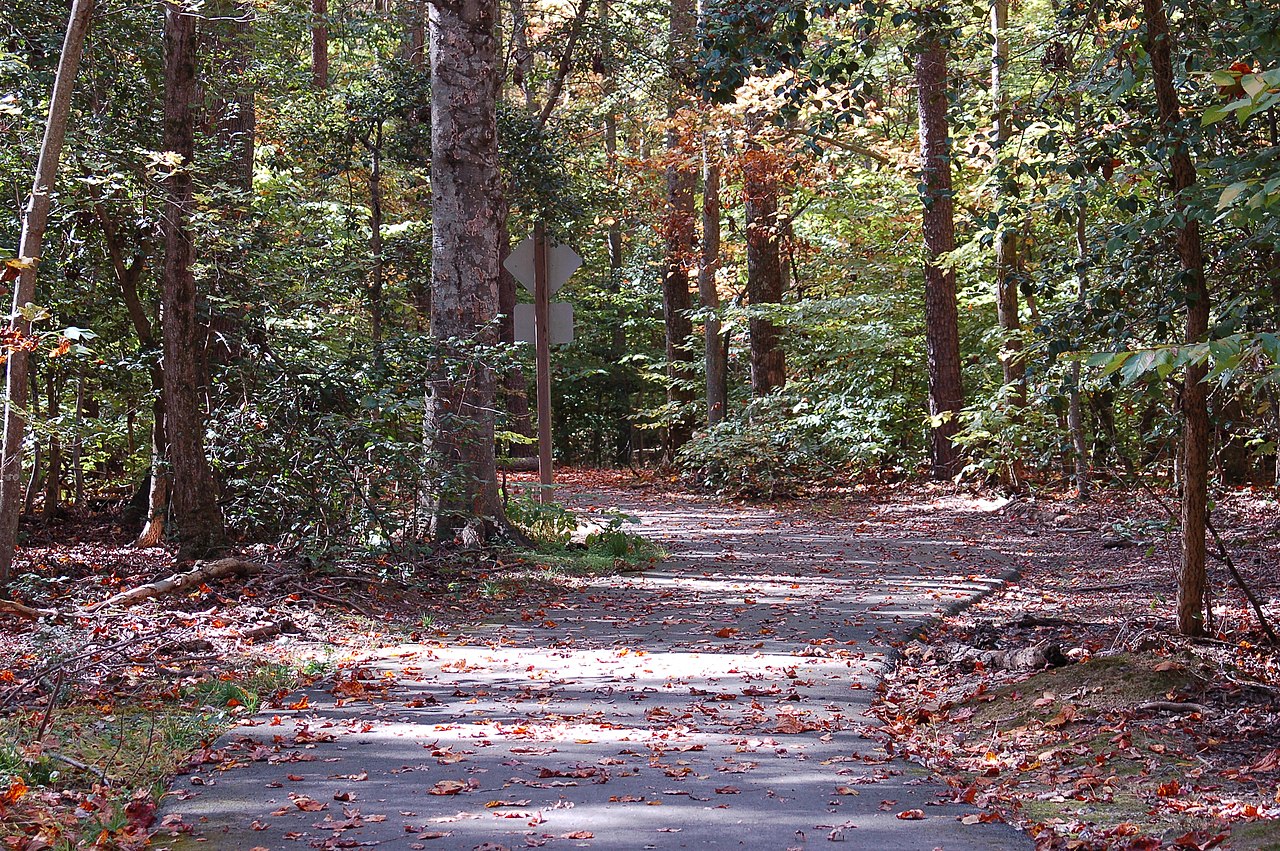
(3, 0, 1279, 631)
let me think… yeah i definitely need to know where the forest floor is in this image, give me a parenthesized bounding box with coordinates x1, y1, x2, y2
(0, 470, 1277, 850)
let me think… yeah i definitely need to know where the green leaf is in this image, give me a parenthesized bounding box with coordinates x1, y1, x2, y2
(1097, 351, 1133, 379)
(1201, 105, 1230, 125)
(1242, 74, 1268, 98)
(1218, 181, 1251, 209)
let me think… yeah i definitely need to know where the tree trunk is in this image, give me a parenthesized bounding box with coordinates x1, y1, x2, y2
(915, 27, 964, 479)
(311, 0, 329, 89)
(72, 367, 85, 507)
(1068, 196, 1092, 498)
(22, 365, 43, 516)
(368, 126, 384, 346)
(496, 196, 534, 454)
(135, 391, 169, 547)
(43, 369, 61, 523)
(212, 2, 255, 193)
(662, 0, 697, 452)
(1143, 0, 1210, 637)
(402, 0, 426, 68)
(743, 140, 786, 396)
(160, 3, 228, 559)
(0, 0, 96, 583)
(425, 0, 506, 542)
(699, 134, 727, 424)
(990, 0, 1023, 401)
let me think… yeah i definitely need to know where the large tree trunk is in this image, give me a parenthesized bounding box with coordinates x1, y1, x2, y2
(743, 141, 786, 396)
(915, 27, 964, 479)
(990, 0, 1023, 401)
(160, 3, 228, 559)
(0, 0, 96, 583)
(661, 0, 698, 454)
(1143, 0, 1210, 637)
(425, 0, 505, 542)
(311, 0, 329, 89)
(699, 135, 727, 425)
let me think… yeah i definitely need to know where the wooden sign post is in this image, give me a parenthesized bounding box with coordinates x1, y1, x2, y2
(503, 226, 581, 504)
(532, 222, 553, 503)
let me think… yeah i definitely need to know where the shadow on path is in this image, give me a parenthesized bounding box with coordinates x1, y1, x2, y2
(157, 487, 1031, 850)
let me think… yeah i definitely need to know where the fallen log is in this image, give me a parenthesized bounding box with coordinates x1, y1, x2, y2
(0, 599, 60, 620)
(84, 558, 264, 613)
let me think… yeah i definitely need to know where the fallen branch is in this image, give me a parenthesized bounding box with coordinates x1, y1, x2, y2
(1205, 517, 1279, 646)
(0, 599, 59, 620)
(1136, 700, 1210, 715)
(45, 751, 110, 784)
(238, 619, 298, 642)
(84, 558, 264, 613)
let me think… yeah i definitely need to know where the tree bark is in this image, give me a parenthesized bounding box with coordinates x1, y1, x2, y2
(160, 3, 228, 559)
(368, 125, 385, 346)
(0, 0, 96, 583)
(311, 0, 329, 89)
(743, 140, 786, 396)
(1143, 0, 1210, 637)
(662, 0, 697, 452)
(425, 0, 506, 541)
(1068, 197, 1092, 499)
(42, 369, 60, 523)
(990, 0, 1023, 401)
(915, 27, 964, 479)
(699, 135, 727, 424)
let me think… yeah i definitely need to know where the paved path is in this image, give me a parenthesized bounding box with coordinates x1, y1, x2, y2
(157, 487, 1030, 850)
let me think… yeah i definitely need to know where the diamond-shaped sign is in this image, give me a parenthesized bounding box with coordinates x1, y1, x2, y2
(503, 236, 582, 296)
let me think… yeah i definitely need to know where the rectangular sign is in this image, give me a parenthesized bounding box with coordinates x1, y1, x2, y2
(514, 302, 574, 346)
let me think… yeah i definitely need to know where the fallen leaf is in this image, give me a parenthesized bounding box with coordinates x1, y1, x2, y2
(428, 780, 468, 796)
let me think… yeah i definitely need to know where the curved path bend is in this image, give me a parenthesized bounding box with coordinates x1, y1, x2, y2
(158, 485, 1030, 850)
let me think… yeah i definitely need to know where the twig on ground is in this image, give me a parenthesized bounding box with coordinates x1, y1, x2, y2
(295, 587, 378, 619)
(45, 751, 110, 784)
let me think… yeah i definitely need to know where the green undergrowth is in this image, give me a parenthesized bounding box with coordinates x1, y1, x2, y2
(505, 495, 665, 577)
(0, 662, 300, 848)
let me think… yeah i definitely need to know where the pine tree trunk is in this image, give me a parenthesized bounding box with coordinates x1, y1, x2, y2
(0, 0, 96, 583)
(743, 140, 786, 396)
(662, 0, 697, 453)
(1143, 0, 1210, 637)
(425, 0, 505, 542)
(160, 3, 228, 559)
(915, 27, 964, 479)
(699, 135, 727, 424)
